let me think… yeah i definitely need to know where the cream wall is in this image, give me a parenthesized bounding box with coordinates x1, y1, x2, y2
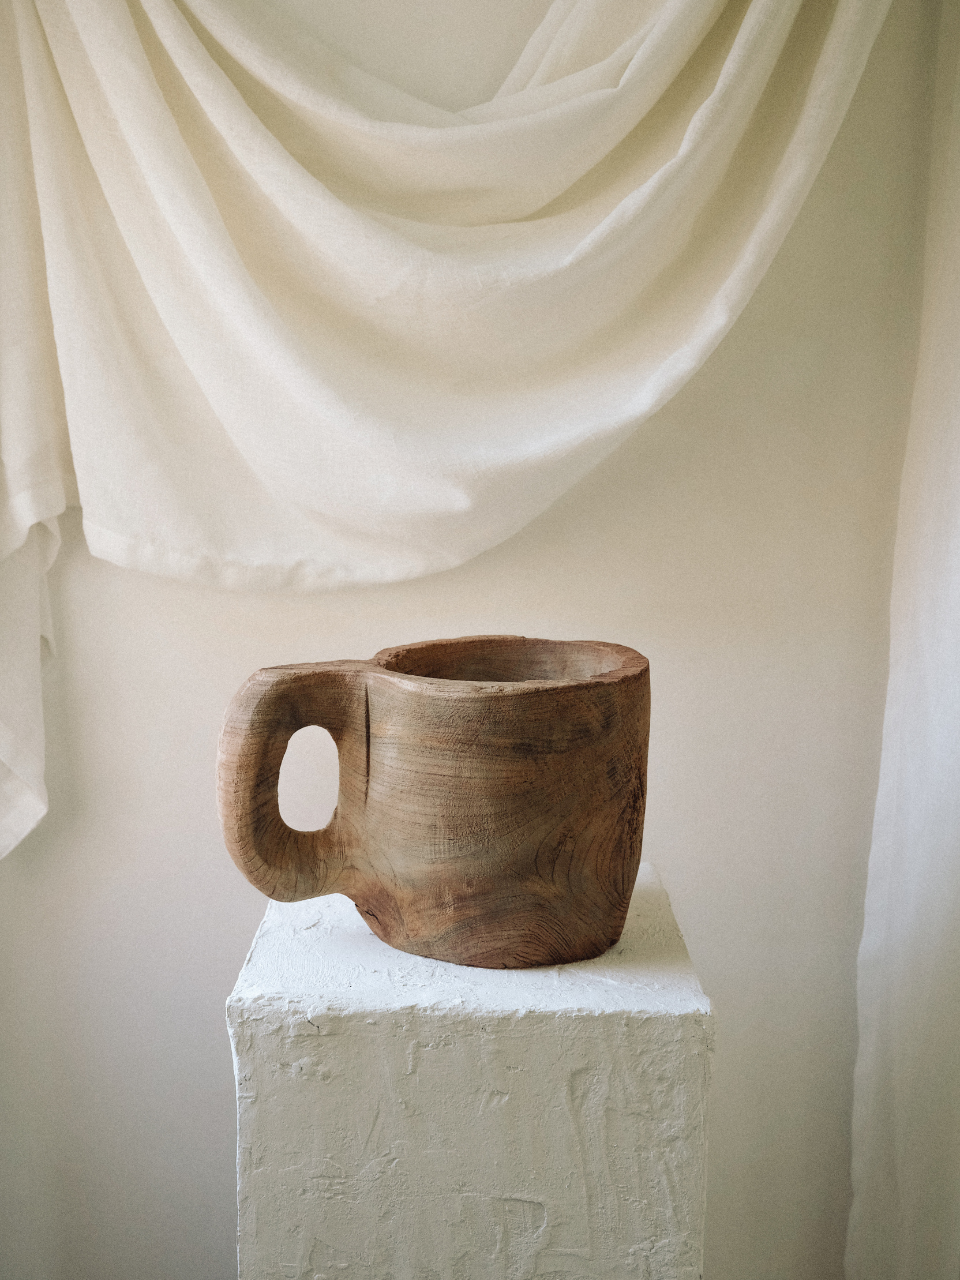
(0, 2, 932, 1277)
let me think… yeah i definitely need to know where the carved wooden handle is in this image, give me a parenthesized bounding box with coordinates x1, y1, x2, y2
(216, 662, 367, 902)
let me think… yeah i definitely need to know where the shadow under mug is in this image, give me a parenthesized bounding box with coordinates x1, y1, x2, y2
(218, 635, 650, 968)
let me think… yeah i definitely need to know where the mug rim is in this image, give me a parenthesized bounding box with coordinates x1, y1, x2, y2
(371, 634, 648, 691)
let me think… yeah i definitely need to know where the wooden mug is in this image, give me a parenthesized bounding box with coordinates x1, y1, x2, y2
(218, 635, 650, 968)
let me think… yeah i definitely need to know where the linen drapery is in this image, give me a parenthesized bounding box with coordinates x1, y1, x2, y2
(846, 5, 960, 1276)
(1, 0, 892, 856)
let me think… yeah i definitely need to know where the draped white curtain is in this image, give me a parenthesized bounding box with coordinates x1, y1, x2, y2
(846, 5, 960, 1277)
(0, 0, 892, 852)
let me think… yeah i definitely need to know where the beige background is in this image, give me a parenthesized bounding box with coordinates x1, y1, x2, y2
(0, 2, 934, 1276)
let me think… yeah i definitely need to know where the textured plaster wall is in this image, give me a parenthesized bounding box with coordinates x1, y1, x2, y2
(0, 1, 932, 1278)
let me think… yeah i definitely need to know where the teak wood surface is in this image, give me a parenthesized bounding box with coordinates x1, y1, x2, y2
(218, 635, 650, 968)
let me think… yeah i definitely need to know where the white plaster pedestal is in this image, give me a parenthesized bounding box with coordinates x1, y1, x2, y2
(227, 864, 712, 1280)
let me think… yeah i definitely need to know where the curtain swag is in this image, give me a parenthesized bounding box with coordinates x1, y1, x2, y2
(1, 0, 891, 855)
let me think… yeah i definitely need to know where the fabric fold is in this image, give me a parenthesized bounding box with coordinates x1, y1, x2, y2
(1, 0, 70, 858)
(0, 520, 61, 859)
(846, 4, 960, 1275)
(15, 0, 892, 587)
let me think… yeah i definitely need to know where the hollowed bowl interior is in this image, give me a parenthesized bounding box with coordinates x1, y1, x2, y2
(375, 635, 629, 683)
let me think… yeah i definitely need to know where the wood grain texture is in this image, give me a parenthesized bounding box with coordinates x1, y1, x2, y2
(217, 636, 650, 968)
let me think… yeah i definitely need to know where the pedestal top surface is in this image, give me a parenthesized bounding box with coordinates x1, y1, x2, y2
(231, 863, 708, 1017)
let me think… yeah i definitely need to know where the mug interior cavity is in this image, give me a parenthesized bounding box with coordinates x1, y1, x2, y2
(376, 636, 624, 683)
